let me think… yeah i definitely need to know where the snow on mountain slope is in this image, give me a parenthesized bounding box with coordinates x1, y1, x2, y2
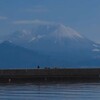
(7, 20, 91, 51)
(7, 20, 100, 50)
(8, 21, 84, 42)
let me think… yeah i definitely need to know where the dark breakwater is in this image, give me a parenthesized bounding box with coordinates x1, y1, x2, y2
(0, 68, 100, 83)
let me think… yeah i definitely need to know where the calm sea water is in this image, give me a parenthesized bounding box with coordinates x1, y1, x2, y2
(0, 82, 100, 100)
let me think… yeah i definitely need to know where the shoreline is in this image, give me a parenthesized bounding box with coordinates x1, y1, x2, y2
(0, 68, 100, 83)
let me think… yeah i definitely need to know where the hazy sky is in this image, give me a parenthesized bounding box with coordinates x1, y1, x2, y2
(0, 0, 100, 43)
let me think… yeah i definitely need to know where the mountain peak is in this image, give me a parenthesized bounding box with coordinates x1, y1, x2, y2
(51, 24, 83, 39)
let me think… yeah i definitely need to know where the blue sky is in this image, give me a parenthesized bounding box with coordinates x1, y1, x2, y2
(0, 0, 100, 43)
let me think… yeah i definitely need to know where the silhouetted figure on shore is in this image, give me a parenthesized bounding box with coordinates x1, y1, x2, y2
(37, 65, 40, 69)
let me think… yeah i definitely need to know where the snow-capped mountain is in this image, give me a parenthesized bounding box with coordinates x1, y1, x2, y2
(9, 22, 84, 43)
(7, 21, 93, 51)
(6, 20, 100, 67)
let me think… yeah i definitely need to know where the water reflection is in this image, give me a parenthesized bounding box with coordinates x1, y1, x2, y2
(0, 82, 100, 100)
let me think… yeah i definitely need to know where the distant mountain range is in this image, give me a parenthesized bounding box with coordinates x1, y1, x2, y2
(1, 20, 100, 68)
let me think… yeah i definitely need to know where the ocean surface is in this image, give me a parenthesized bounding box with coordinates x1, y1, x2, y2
(0, 82, 100, 100)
